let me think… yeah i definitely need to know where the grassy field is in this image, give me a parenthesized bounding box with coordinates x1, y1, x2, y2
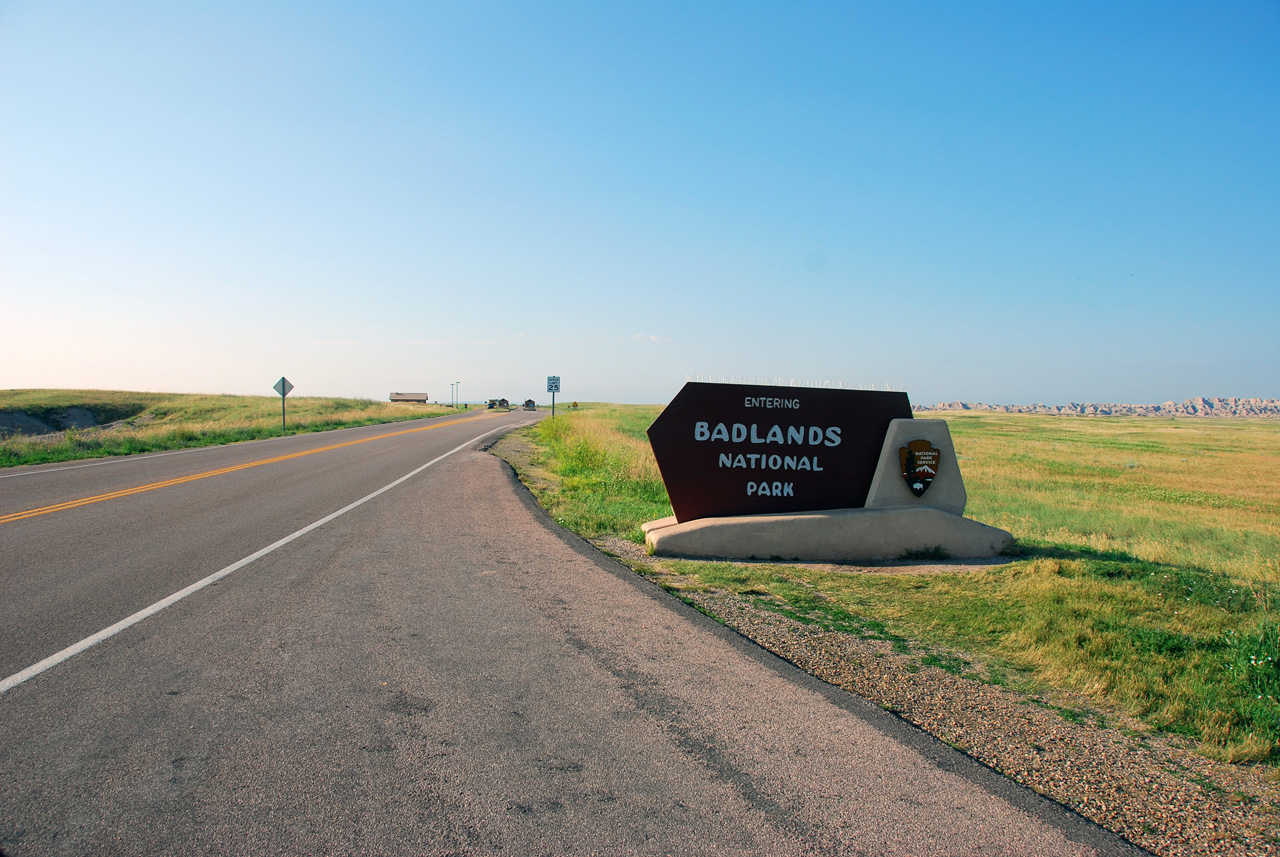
(510, 406, 1280, 764)
(0, 389, 460, 467)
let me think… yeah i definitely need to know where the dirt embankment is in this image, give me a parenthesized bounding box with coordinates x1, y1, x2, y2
(0, 407, 101, 437)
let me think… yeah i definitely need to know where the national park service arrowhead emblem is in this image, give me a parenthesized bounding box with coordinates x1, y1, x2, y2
(899, 440, 940, 497)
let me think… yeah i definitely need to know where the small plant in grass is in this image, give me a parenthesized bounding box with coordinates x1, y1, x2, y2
(902, 545, 951, 560)
(1226, 623, 1280, 703)
(920, 651, 970, 675)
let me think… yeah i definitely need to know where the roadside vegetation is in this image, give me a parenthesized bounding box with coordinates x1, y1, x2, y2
(505, 406, 1280, 764)
(521, 403, 670, 542)
(0, 389, 459, 467)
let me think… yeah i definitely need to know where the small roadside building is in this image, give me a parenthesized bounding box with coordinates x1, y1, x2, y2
(390, 392, 430, 403)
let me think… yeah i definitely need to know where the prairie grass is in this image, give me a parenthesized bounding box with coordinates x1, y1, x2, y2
(950, 412, 1280, 584)
(526, 405, 670, 542)
(0, 389, 459, 467)
(513, 406, 1280, 763)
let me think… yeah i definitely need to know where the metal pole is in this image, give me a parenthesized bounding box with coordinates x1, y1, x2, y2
(281, 392, 286, 432)
(552, 391, 556, 418)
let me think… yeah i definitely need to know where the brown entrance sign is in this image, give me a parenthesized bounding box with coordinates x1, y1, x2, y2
(647, 382, 913, 523)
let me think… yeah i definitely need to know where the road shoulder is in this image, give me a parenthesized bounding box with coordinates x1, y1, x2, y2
(488, 433, 1154, 857)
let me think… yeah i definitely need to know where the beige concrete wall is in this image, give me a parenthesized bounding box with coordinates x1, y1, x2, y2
(645, 506, 1012, 562)
(864, 418, 966, 515)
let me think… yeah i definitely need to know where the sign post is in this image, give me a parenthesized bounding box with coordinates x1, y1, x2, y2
(273, 376, 294, 432)
(547, 376, 560, 418)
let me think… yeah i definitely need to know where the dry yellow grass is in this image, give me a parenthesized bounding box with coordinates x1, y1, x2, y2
(940, 412, 1280, 584)
(1, 389, 459, 466)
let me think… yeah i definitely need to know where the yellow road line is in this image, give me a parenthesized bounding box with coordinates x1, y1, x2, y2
(0, 413, 497, 525)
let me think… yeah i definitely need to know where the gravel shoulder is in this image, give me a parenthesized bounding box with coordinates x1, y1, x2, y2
(492, 432, 1280, 857)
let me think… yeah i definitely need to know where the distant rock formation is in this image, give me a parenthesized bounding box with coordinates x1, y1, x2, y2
(916, 397, 1280, 418)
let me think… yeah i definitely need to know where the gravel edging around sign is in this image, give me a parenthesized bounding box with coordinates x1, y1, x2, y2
(490, 431, 1280, 857)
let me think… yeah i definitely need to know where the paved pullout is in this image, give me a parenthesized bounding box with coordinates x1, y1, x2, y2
(1, 430, 1142, 855)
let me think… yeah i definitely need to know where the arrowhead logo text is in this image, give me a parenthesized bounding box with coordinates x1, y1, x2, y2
(899, 440, 940, 497)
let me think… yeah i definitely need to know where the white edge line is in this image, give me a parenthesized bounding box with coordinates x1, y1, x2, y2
(0, 421, 528, 695)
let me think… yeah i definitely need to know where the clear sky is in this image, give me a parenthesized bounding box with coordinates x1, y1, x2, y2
(2, 1, 1277, 406)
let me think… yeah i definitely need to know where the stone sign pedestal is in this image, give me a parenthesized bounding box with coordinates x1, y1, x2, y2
(644, 418, 1013, 562)
(865, 419, 966, 515)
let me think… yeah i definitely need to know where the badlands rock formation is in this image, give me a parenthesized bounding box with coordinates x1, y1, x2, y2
(918, 397, 1280, 418)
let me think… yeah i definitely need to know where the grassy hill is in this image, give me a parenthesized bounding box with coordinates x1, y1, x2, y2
(0, 389, 459, 467)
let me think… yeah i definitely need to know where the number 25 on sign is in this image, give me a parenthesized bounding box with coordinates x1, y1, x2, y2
(547, 376, 560, 417)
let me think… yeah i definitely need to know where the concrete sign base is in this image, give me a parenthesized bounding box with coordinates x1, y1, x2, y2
(643, 506, 1012, 562)
(643, 416, 1013, 562)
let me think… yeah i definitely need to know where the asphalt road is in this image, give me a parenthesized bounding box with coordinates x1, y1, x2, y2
(0, 412, 1144, 855)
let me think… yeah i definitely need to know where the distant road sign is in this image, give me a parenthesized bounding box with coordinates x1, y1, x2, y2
(273, 377, 294, 431)
(547, 376, 560, 393)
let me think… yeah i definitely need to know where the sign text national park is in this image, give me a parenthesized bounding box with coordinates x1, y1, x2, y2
(647, 383, 913, 522)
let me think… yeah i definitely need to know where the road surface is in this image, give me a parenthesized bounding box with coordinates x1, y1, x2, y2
(0, 411, 1143, 855)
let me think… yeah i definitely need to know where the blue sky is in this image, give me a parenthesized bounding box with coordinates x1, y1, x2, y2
(2, 1, 1277, 406)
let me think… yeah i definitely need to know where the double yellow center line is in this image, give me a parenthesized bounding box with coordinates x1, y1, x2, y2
(0, 413, 496, 526)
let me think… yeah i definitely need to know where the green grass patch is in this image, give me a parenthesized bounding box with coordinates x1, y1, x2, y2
(507, 406, 1280, 763)
(1, 389, 462, 467)
(522, 406, 672, 541)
